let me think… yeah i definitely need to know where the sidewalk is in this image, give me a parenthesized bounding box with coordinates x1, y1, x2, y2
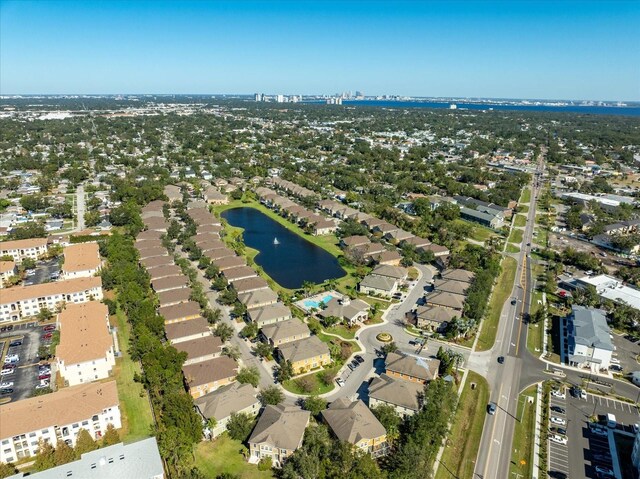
(532, 382, 543, 479)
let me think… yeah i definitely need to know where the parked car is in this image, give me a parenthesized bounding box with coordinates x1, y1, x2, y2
(487, 402, 497, 415)
(0, 326, 6, 332)
(9, 340, 22, 347)
(550, 416, 566, 426)
(38, 374, 51, 381)
(550, 435, 567, 445)
(497, 356, 505, 364)
(354, 355, 364, 364)
(35, 384, 50, 390)
(43, 325, 56, 332)
(0, 382, 14, 388)
(610, 358, 620, 365)
(551, 389, 566, 399)
(0, 388, 13, 395)
(550, 406, 565, 414)
(42, 333, 53, 340)
(335, 378, 345, 387)
(351, 360, 359, 369)
(550, 427, 567, 436)
(347, 363, 354, 371)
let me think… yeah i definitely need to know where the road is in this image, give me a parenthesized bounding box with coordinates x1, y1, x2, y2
(474, 152, 545, 479)
(76, 184, 86, 231)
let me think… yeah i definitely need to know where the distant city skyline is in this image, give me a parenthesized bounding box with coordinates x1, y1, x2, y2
(1, 1, 639, 101)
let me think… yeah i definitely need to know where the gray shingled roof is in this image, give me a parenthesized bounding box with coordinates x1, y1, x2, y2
(322, 398, 386, 444)
(248, 405, 310, 450)
(195, 382, 259, 421)
(261, 319, 310, 343)
(278, 335, 329, 363)
(571, 305, 613, 351)
(368, 373, 424, 411)
(385, 352, 440, 381)
(360, 274, 397, 292)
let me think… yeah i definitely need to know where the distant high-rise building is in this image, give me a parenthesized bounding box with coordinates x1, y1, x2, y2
(355, 91, 364, 98)
(276, 94, 285, 103)
(254, 93, 264, 102)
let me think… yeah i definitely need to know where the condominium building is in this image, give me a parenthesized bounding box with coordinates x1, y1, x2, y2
(61, 242, 102, 279)
(0, 276, 103, 323)
(56, 302, 115, 386)
(0, 381, 121, 464)
(0, 237, 49, 264)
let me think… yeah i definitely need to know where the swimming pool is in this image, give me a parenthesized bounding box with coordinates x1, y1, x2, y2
(303, 294, 336, 310)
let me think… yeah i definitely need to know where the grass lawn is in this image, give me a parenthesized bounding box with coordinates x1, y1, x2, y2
(520, 188, 531, 204)
(519, 205, 530, 213)
(463, 222, 497, 242)
(514, 215, 527, 227)
(325, 324, 358, 339)
(436, 371, 489, 479)
(317, 331, 361, 353)
(510, 385, 538, 479)
(506, 243, 521, 254)
(282, 366, 338, 395)
(476, 257, 518, 351)
(195, 435, 274, 479)
(113, 309, 154, 442)
(508, 228, 524, 244)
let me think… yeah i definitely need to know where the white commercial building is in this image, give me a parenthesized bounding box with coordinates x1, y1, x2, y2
(0, 276, 103, 323)
(576, 274, 640, 311)
(567, 305, 613, 372)
(0, 381, 121, 464)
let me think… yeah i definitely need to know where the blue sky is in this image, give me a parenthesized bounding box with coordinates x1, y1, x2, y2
(1, 1, 638, 100)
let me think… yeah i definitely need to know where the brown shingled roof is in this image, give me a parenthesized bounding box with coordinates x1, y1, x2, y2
(56, 302, 112, 364)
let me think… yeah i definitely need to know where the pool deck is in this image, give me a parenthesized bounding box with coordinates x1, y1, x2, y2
(295, 290, 344, 313)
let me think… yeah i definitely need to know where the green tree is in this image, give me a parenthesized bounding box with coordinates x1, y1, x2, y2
(259, 386, 284, 406)
(252, 342, 273, 359)
(74, 429, 98, 457)
(221, 345, 241, 361)
(371, 404, 402, 443)
(302, 395, 327, 417)
(236, 366, 261, 388)
(275, 360, 294, 383)
(54, 439, 75, 466)
(240, 322, 258, 339)
(214, 323, 235, 342)
(33, 440, 56, 471)
(102, 423, 120, 447)
(84, 210, 101, 227)
(37, 307, 54, 322)
(0, 462, 18, 479)
(381, 341, 399, 356)
(226, 412, 256, 442)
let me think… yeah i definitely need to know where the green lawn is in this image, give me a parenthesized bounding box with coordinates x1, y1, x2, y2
(508, 228, 524, 244)
(325, 324, 359, 339)
(506, 243, 521, 254)
(113, 309, 154, 442)
(514, 215, 527, 227)
(458, 220, 497, 242)
(195, 435, 274, 479)
(519, 205, 530, 213)
(510, 385, 538, 479)
(476, 257, 518, 351)
(520, 188, 531, 204)
(282, 366, 338, 395)
(317, 331, 361, 353)
(534, 225, 548, 248)
(436, 371, 489, 479)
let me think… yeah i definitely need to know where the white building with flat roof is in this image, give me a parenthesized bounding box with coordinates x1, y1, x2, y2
(576, 274, 640, 311)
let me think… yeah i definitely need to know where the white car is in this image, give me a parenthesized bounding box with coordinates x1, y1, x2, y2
(610, 358, 621, 365)
(0, 381, 14, 388)
(551, 389, 566, 399)
(335, 378, 345, 387)
(550, 416, 566, 426)
(550, 434, 567, 445)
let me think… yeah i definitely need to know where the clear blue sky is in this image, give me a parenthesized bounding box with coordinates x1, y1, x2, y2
(1, 0, 639, 100)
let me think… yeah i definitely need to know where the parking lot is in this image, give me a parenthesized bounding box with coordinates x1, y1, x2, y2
(547, 385, 640, 479)
(23, 258, 60, 286)
(0, 321, 54, 403)
(611, 333, 640, 376)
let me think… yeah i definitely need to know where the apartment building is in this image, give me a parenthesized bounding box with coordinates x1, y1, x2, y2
(0, 381, 121, 464)
(0, 260, 17, 288)
(0, 237, 49, 263)
(56, 302, 115, 387)
(61, 242, 102, 279)
(0, 276, 103, 323)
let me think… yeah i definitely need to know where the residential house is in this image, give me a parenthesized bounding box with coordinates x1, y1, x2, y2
(230, 278, 269, 296)
(433, 279, 470, 296)
(260, 319, 310, 347)
(277, 336, 331, 375)
(359, 274, 398, 298)
(164, 184, 182, 202)
(248, 405, 310, 468)
(460, 207, 503, 229)
(413, 305, 460, 332)
(238, 289, 279, 310)
(56, 302, 115, 387)
(340, 236, 369, 249)
(369, 373, 424, 416)
(0, 276, 103, 323)
(61, 242, 102, 279)
(0, 237, 48, 263)
(158, 301, 201, 324)
(174, 335, 223, 365)
(183, 356, 238, 399)
(140, 255, 173, 270)
(195, 383, 261, 438)
(371, 250, 402, 266)
(157, 287, 192, 307)
(213, 256, 246, 271)
(165, 316, 211, 344)
(318, 297, 370, 326)
(148, 264, 182, 281)
(138, 247, 168, 260)
(150, 275, 188, 293)
(440, 269, 475, 284)
(321, 398, 388, 457)
(424, 291, 465, 311)
(0, 381, 121, 464)
(385, 352, 440, 385)
(222, 266, 258, 283)
(203, 186, 228, 205)
(247, 302, 292, 327)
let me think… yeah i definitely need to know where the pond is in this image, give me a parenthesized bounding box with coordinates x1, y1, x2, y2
(221, 207, 346, 289)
